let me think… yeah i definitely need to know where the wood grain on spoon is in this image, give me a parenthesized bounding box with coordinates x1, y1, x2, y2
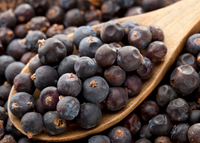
(8, 0, 200, 141)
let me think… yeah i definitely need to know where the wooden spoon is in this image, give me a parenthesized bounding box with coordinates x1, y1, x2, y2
(7, 0, 200, 141)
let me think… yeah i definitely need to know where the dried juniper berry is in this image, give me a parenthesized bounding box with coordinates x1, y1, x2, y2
(64, 8, 85, 27)
(29, 16, 50, 32)
(139, 124, 152, 139)
(18, 137, 31, 143)
(92, 58, 104, 76)
(40, 86, 59, 111)
(156, 85, 178, 107)
(13, 73, 35, 94)
(9, 92, 34, 118)
(29, 0, 49, 15)
(73, 26, 96, 48)
(121, 20, 139, 45)
(58, 55, 79, 76)
(79, 36, 103, 58)
(142, 0, 161, 12)
(136, 57, 153, 80)
(5, 62, 25, 84)
(28, 55, 43, 74)
(100, 21, 124, 43)
(46, 6, 64, 24)
(32, 65, 58, 90)
(145, 41, 167, 62)
(124, 6, 144, 17)
(188, 101, 200, 111)
(176, 53, 198, 71)
(14, 24, 28, 38)
(64, 26, 77, 35)
(106, 87, 128, 111)
(83, 76, 109, 103)
(0, 106, 7, 121)
(21, 112, 43, 139)
(53, 34, 74, 55)
(104, 65, 126, 87)
(6, 39, 29, 61)
(14, 4, 35, 23)
(5, 118, 23, 138)
(76, 102, 102, 129)
(0, 55, 15, 76)
(57, 73, 82, 97)
(0, 135, 16, 143)
(35, 98, 46, 115)
(108, 126, 132, 143)
(148, 114, 172, 136)
(124, 112, 141, 135)
(0, 83, 11, 103)
(115, 0, 135, 9)
(59, 0, 77, 11)
(170, 65, 199, 95)
(88, 135, 110, 143)
(128, 26, 152, 50)
(96, 24, 104, 38)
(188, 123, 200, 143)
(166, 98, 190, 122)
(95, 44, 117, 67)
(189, 110, 200, 124)
(38, 38, 66, 66)
(123, 73, 142, 97)
(46, 24, 64, 38)
(135, 138, 152, 143)
(171, 123, 190, 143)
(20, 52, 37, 64)
(154, 136, 171, 143)
(26, 30, 47, 52)
(185, 33, 200, 56)
(148, 25, 164, 41)
(57, 96, 80, 120)
(0, 27, 15, 45)
(3, 101, 7, 112)
(43, 111, 66, 135)
(74, 56, 97, 78)
(0, 9, 17, 28)
(139, 100, 160, 121)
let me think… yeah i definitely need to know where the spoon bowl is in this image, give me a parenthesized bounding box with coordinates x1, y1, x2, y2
(8, 0, 200, 141)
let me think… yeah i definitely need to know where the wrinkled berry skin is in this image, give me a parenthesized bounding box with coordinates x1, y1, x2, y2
(95, 44, 117, 67)
(40, 86, 59, 111)
(166, 98, 190, 122)
(28, 56, 43, 75)
(0, 55, 15, 76)
(139, 124, 152, 139)
(26, 30, 47, 52)
(9, 92, 34, 118)
(0, 10, 17, 28)
(170, 65, 199, 96)
(128, 26, 152, 50)
(57, 73, 82, 97)
(148, 25, 164, 41)
(38, 38, 66, 66)
(46, 6, 64, 24)
(83, 76, 109, 103)
(5, 62, 25, 84)
(123, 74, 142, 97)
(104, 65, 126, 87)
(73, 26, 96, 48)
(139, 100, 160, 121)
(33, 66, 58, 90)
(117, 46, 142, 72)
(108, 126, 132, 143)
(135, 138, 152, 143)
(101, 21, 124, 43)
(124, 112, 141, 135)
(57, 96, 80, 120)
(136, 57, 153, 80)
(29, 16, 50, 32)
(76, 102, 102, 129)
(156, 85, 178, 107)
(188, 123, 200, 143)
(79, 36, 103, 58)
(74, 57, 97, 78)
(21, 112, 43, 138)
(146, 41, 167, 62)
(58, 55, 79, 77)
(13, 73, 35, 94)
(185, 33, 200, 56)
(106, 87, 128, 111)
(171, 123, 190, 143)
(88, 135, 110, 143)
(43, 111, 66, 135)
(148, 114, 172, 136)
(189, 110, 200, 124)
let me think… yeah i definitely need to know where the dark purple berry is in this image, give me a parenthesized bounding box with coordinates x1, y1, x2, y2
(188, 123, 200, 143)
(88, 135, 110, 143)
(142, 0, 160, 12)
(35, 98, 46, 115)
(154, 136, 171, 143)
(0, 9, 17, 28)
(18, 137, 31, 143)
(124, 6, 144, 17)
(139, 124, 152, 139)
(46, 24, 64, 38)
(46, 6, 64, 24)
(0, 27, 15, 45)
(28, 55, 43, 74)
(20, 52, 37, 64)
(185, 33, 200, 56)
(29, 16, 50, 32)
(148, 25, 164, 41)
(64, 26, 77, 35)
(14, 24, 28, 38)
(189, 110, 200, 124)
(29, 0, 49, 15)
(59, 0, 77, 11)
(135, 138, 152, 143)
(0, 55, 15, 76)
(0, 106, 8, 121)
